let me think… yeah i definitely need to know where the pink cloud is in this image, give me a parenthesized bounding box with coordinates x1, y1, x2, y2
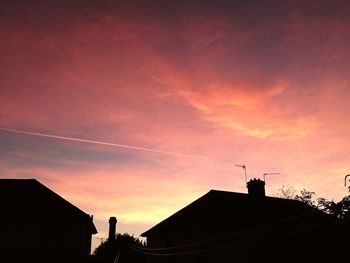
(1, 1, 350, 247)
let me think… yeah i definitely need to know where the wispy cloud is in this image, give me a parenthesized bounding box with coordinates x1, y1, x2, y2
(1, 1, 350, 249)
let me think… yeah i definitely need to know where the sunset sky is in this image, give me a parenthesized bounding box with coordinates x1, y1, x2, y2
(1, 0, 350, 250)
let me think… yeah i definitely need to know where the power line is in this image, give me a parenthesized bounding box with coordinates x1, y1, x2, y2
(130, 219, 343, 256)
(132, 209, 321, 252)
(113, 250, 121, 263)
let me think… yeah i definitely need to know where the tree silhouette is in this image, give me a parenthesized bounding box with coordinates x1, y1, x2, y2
(294, 189, 317, 208)
(317, 195, 350, 219)
(275, 185, 350, 218)
(93, 233, 145, 263)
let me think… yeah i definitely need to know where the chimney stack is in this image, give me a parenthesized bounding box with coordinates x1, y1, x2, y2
(108, 216, 117, 242)
(247, 178, 265, 198)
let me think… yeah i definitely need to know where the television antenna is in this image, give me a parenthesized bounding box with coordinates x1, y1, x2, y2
(235, 164, 247, 185)
(263, 172, 280, 182)
(345, 174, 350, 191)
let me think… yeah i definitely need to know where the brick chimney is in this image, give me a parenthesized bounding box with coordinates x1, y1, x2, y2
(108, 216, 117, 242)
(247, 178, 265, 198)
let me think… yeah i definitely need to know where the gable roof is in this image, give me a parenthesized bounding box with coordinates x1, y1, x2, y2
(0, 179, 97, 234)
(142, 189, 335, 237)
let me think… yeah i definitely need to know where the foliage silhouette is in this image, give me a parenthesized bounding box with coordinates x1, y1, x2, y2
(93, 233, 145, 263)
(275, 185, 350, 218)
(294, 189, 317, 207)
(317, 195, 350, 219)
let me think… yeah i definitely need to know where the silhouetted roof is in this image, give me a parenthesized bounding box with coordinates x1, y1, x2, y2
(0, 179, 97, 234)
(142, 189, 334, 237)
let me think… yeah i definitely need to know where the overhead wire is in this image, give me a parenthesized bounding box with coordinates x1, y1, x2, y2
(114, 250, 121, 263)
(130, 219, 343, 256)
(131, 208, 321, 252)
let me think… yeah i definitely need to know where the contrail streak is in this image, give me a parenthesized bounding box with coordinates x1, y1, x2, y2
(0, 127, 206, 159)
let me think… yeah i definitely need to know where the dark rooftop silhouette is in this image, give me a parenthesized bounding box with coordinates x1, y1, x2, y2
(140, 178, 349, 263)
(142, 186, 333, 237)
(0, 179, 97, 262)
(0, 179, 97, 232)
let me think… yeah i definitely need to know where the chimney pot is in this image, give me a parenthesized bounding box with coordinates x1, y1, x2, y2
(108, 217, 117, 242)
(247, 178, 265, 198)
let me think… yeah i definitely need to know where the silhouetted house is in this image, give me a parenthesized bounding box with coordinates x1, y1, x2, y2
(141, 179, 347, 263)
(0, 179, 97, 262)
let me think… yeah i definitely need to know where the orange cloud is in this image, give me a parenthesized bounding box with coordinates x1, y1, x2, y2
(154, 70, 319, 139)
(1, 1, 350, 252)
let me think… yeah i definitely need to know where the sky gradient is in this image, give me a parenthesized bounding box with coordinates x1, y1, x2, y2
(1, 0, 350, 251)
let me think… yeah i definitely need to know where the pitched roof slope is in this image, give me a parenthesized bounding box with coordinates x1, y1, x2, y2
(0, 179, 97, 234)
(142, 189, 335, 236)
